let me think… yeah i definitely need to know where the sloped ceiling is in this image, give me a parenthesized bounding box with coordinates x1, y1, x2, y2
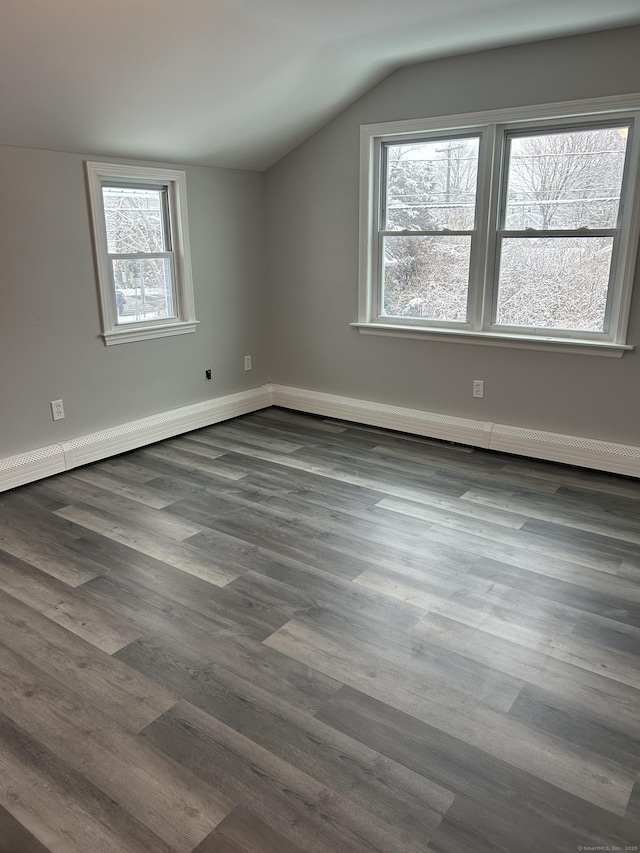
(2, 0, 640, 170)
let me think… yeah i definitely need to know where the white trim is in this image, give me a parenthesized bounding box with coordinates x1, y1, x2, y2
(272, 384, 492, 448)
(269, 385, 640, 478)
(350, 322, 632, 357)
(359, 94, 640, 350)
(360, 94, 640, 140)
(0, 445, 67, 492)
(0, 387, 273, 493)
(86, 161, 197, 345)
(102, 320, 199, 345)
(3, 384, 640, 491)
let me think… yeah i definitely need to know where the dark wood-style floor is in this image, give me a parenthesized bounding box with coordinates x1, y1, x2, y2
(0, 407, 639, 852)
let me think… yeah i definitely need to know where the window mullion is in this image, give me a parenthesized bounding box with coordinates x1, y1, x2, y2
(107, 252, 173, 261)
(481, 124, 504, 331)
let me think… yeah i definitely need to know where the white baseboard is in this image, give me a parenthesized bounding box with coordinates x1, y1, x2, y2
(270, 384, 493, 448)
(0, 387, 273, 493)
(0, 444, 67, 493)
(270, 384, 640, 478)
(2, 383, 639, 491)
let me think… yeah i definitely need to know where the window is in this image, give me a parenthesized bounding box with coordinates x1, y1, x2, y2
(357, 96, 640, 355)
(86, 162, 197, 345)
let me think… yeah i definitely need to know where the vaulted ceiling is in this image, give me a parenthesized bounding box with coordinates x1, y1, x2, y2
(3, 0, 640, 170)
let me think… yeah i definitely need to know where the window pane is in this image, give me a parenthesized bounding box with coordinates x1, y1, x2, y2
(103, 186, 166, 253)
(112, 258, 176, 324)
(382, 235, 471, 321)
(504, 127, 628, 230)
(496, 237, 613, 331)
(385, 137, 479, 231)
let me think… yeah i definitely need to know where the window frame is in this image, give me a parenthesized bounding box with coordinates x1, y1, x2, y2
(356, 95, 640, 357)
(86, 161, 198, 346)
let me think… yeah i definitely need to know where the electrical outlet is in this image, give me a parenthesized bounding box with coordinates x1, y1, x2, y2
(205, 369, 212, 381)
(51, 399, 65, 420)
(472, 380, 484, 399)
(244, 355, 252, 371)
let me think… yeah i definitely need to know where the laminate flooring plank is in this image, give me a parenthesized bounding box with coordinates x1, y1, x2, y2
(265, 614, 521, 715)
(227, 568, 425, 637)
(188, 516, 371, 583)
(266, 619, 634, 813)
(423, 524, 637, 599)
(260, 491, 433, 548)
(166, 461, 447, 547)
(316, 686, 640, 851)
(508, 685, 640, 773)
(522, 516, 640, 568)
(140, 444, 248, 480)
(376, 493, 526, 532)
(369, 440, 562, 495)
(143, 474, 282, 513)
(123, 451, 252, 493)
(0, 804, 50, 853)
(626, 782, 640, 822)
(81, 574, 267, 660)
(172, 490, 426, 562)
(53, 503, 242, 587)
(143, 699, 439, 853)
(193, 806, 308, 853)
(117, 637, 453, 843)
(0, 551, 140, 654)
(68, 467, 175, 508)
(0, 711, 174, 853)
(0, 589, 174, 732)
(411, 613, 640, 740)
(116, 625, 343, 715)
(557, 482, 640, 516)
(571, 611, 640, 655)
(470, 556, 640, 628)
(356, 566, 583, 649)
(286, 606, 524, 712)
(426, 794, 552, 853)
(191, 431, 476, 503)
(43, 476, 205, 541)
(429, 513, 624, 575)
(63, 507, 282, 591)
(461, 486, 640, 545)
(164, 427, 477, 508)
(380, 495, 623, 574)
(499, 460, 640, 500)
(0, 643, 232, 852)
(85, 559, 299, 641)
(466, 467, 640, 514)
(208, 495, 428, 563)
(0, 504, 101, 587)
(247, 407, 348, 435)
(190, 422, 307, 454)
(92, 456, 161, 484)
(225, 550, 428, 632)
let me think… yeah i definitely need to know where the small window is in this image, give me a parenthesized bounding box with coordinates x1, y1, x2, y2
(86, 162, 197, 345)
(357, 96, 640, 355)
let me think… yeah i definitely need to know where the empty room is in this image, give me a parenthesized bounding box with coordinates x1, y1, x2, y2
(1, 2, 640, 851)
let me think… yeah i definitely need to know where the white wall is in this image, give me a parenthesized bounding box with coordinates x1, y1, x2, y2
(0, 146, 267, 458)
(265, 26, 640, 447)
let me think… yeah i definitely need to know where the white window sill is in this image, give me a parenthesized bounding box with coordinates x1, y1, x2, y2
(350, 322, 633, 358)
(102, 320, 199, 346)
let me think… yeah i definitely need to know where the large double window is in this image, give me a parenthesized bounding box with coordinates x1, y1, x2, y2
(86, 162, 197, 345)
(357, 96, 640, 354)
